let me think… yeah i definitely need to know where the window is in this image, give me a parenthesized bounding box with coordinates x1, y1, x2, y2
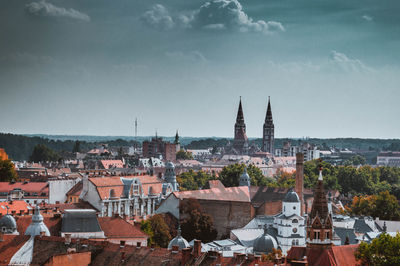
(293, 206, 296, 210)
(292, 240, 296, 245)
(314, 231, 320, 240)
(292, 219, 298, 224)
(326, 232, 330, 239)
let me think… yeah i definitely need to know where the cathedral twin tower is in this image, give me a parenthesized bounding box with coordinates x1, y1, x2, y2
(232, 97, 274, 155)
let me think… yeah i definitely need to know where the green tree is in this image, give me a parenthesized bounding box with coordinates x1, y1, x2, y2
(140, 214, 172, 247)
(180, 198, 217, 242)
(29, 144, 60, 162)
(355, 233, 400, 266)
(0, 159, 17, 182)
(72, 140, 81, 153)
(218, 163, 268, 187)
(177, 170, 214, 191)
(176, 149, 194, 160)
(343, 155, 366, 166)
(350, 191, 400, 220)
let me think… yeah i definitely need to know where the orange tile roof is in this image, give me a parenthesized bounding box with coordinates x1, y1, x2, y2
(66, 182, 83, 196)
(0, 201, 30, 215)
(89, 175, 163, 200)
(100, 160, 124, 169)
(0, 182, 48, 195)
(98, 217, 148, 239)
(0, 235, 30, 265)
(173, 186, 251, 202)
(331, 244, 359, 266)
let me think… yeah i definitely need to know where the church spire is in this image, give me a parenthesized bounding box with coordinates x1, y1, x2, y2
(236, 96, 245, 124)
(262, 97, 274, 154)
(265, 96, 273, 122)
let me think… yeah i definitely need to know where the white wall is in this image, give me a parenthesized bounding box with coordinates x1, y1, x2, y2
(48, 179, 80, 204)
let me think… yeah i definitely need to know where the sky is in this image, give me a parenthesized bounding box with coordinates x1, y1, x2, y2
(0, 0, 399, 139)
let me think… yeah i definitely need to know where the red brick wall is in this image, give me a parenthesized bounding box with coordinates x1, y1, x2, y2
(197, 199, 254, 238)
(164, 143, 176, 162)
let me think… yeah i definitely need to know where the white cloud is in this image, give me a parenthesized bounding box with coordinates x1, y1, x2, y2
(362, 15, 373, 22)
(141, 0, 284, 34)
(165, 51, 207, 63)
(140, 4, 175, 30)
(328, 50, 373, 73)
(194, 0, 284, 34)
(25, 1, 90, 22)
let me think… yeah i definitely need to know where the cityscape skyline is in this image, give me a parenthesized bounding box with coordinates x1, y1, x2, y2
(1, 0, 399, 138)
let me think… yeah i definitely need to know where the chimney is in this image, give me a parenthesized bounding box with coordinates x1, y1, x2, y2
(65, 233, 71, 245)
(40, 231, 46, 237)
(136, 242, 141, 249)
(182, 248, 192, 264)
(171, 245, 179, 254)
(19, 210, 24, 216)
(193, 240, 202, 258)
(295, 152, 304, 215)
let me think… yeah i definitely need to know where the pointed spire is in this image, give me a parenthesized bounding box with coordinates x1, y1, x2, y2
(318, 168, 323, 181)
(177, 225, 182, 237)
(383, 221, 387, 232)
(236, 97, 244, 124)
(174, 130, 180, 144)
(265, 96, 273, 122)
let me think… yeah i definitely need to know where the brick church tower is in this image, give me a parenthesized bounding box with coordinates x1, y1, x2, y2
(306, 168, 333, 248)
(262, 97, 274, 154)
(233, 97, 249, 154)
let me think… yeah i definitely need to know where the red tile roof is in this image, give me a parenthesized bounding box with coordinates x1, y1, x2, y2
(89, 175, 163, 200)
(0, 201, 31, 215)
(331, 244, 359, 266)
(0, 182, 48, 195)
(0, 235, 30, 265)
(98, 217, 148, 239)
(173, 185, 251, 202)
(66, 182, 83, 196)
(208, 180, 225, 190)
(100, 160, 124, 169)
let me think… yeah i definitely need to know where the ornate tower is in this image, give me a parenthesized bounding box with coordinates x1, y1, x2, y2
(306, 169, 333, 248)
(262, 97, 274, 154)
(233, 97, 249, 154)
(164, 161, 179, 191)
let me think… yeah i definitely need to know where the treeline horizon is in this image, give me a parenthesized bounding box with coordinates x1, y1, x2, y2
(0, 132, 400, 161)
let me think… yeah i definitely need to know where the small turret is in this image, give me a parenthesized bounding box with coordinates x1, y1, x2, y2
(239, 167, 251, 187)
(25, 206, 50, 237)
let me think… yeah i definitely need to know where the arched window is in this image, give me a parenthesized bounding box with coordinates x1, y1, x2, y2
(292, 219, 298, 224)
(292, 240, 296, 245)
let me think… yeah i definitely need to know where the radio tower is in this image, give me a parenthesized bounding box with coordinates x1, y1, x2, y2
(134, 118, 138, 153)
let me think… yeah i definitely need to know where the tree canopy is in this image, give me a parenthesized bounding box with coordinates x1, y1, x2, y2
(140, 214, 172, 247)
(355, 233, 400, 266)
(180, 198, 217, 242)
(29, 144, 60, 162)
(177, 170, 214, 191)
(218, 163, 274, 187)
(0, 159, 17, 182)
(176, 149, 194, 160)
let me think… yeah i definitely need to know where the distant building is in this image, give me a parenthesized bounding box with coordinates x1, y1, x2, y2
(377, 152, 400, 167)
(142, 136, 177, 161)
(0, 182, 49, 205)
(275, 141, 320, 161)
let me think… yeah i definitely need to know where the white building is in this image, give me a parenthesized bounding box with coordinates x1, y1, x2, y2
(80, 174, 172, 218)
(377, 152, 400, 167)
(275, 142, 320, 161)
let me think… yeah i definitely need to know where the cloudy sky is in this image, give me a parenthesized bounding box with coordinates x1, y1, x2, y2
(0, 0, 399, 138)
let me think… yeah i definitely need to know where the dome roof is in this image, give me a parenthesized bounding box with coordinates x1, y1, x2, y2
(168, 227, 190, 250)
(253, 227, 278, 254)
(25, 206, 50, 237)
(0, 214, 17, 232)
(283, 188, 300, 203)
(166, 161, 175, 169)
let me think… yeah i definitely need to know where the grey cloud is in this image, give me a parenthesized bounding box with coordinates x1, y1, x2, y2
(141, 0, 284, 34)
(25, 1, 90, 22)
